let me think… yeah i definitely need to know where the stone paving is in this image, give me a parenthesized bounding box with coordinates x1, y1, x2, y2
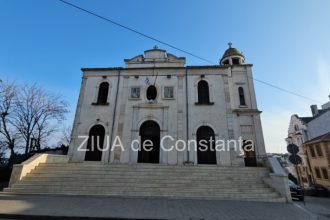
(0, 194, 328, 220)
(297, 196, 330, 219)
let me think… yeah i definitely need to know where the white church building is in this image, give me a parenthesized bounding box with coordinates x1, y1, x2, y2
(6, 44, 290, 202)
(68, 44, 266, 167)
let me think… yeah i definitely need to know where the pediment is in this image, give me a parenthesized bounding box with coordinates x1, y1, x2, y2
(124, 47, 185, 68)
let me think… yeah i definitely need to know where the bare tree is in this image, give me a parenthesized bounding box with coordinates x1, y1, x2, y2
(14, 84, 69, 154)
(58, 125, 72, 147)
(0, 81, 69, 157)
(0, 81, 18, 162)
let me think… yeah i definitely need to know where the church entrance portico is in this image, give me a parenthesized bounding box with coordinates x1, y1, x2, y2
(138, 120, 160, 163)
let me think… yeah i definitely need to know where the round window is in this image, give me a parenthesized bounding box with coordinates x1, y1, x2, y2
(146, 85, 157, 100)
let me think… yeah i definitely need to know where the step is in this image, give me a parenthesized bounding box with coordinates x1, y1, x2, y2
(35, 165, 268, 171)
(2, 189, 285, 202)
(24, 174, 266, 182)
(4, 162, 285, 202)
(12, 183, 274, 192)
(8, 188, 275, 196)
(25, 170, 266, 177)
(33, 168, 268, 175)
(30, 170, 267, 177)
(4, 187, 279, 197)
(34, 165, 268, 174)
(37, 166, 267, 174)
(20, 178, 267, 186)
(38, 163, 268, 169)
(19, 177, 267, 184)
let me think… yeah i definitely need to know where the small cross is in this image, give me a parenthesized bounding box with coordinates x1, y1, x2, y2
(153, 45, 159, 49)
(228, 42, 232, 48)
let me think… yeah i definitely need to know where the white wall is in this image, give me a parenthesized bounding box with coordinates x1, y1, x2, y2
(307, 110, 330, 139)
(69, 56, 266, 166)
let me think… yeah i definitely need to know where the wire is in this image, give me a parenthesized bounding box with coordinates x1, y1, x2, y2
(57, 0, 322, 104)
(249, 77, 321, 103)
(58, 0, 214, 65)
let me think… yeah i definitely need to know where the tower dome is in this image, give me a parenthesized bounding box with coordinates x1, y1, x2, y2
(220, 42, 245, 65)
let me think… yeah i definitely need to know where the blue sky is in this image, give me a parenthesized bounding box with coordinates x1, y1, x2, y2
(1, 0, 330, 153)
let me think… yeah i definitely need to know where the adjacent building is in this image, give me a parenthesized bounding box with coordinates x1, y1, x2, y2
(286, 96, 330, 188)
(304, 132, 330, 189)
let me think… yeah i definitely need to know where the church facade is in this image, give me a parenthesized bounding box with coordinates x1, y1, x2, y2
(68, 44, 267, 167)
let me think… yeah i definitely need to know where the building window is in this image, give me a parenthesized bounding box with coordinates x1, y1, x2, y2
(232, 58, 240, 65)
(130, 87, 140, 99)
(321, 168, 329, 179)
(238, 87, 246, 106)
(197, 80, 210, 104)
(164, 86, 174, 99)
(310, 146, 316, 157)
(96, 82, 109, 104)
(315, 167, 321, 179)
(294, 124, 299, 131)
(315, 144, 323, 157)
(146, 85, 157, 101)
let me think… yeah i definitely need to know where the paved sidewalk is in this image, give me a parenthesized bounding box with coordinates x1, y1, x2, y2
(297, 196, 330, 219)
(0, 194, 322, 220)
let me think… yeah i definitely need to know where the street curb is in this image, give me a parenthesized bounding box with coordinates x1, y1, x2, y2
(0, 214, 171, 220)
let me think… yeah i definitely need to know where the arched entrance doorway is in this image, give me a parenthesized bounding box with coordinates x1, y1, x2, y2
(84, 124, 105, 161)
(196, 126, 217, 164)
(138, 120, 160, 163)
(243, 140, 257, 167)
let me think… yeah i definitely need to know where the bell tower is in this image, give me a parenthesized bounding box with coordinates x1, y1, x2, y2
(220, 42, 245, 65)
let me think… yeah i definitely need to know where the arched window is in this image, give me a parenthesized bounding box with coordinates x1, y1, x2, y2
(238, 87, 246, 106)
(146, 85, 157, 101)
(197, 80, 210, 104)
(294, 124, 299, 131)
(97, 82, 109, 104)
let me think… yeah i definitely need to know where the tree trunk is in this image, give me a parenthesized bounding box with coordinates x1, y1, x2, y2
(25, 136, 30, 155)
(8, 146, 15, 168)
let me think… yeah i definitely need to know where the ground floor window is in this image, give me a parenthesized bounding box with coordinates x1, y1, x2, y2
(315, 167, 321, 179)
(321, 168, 329, 179)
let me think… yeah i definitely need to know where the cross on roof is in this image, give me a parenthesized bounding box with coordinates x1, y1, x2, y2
(228, 42, 232, 48)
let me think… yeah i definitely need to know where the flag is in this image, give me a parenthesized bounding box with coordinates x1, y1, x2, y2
(145, 76, 150, 86)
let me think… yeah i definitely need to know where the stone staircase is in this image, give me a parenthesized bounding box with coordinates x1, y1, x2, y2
(4, 161, 286, 202)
